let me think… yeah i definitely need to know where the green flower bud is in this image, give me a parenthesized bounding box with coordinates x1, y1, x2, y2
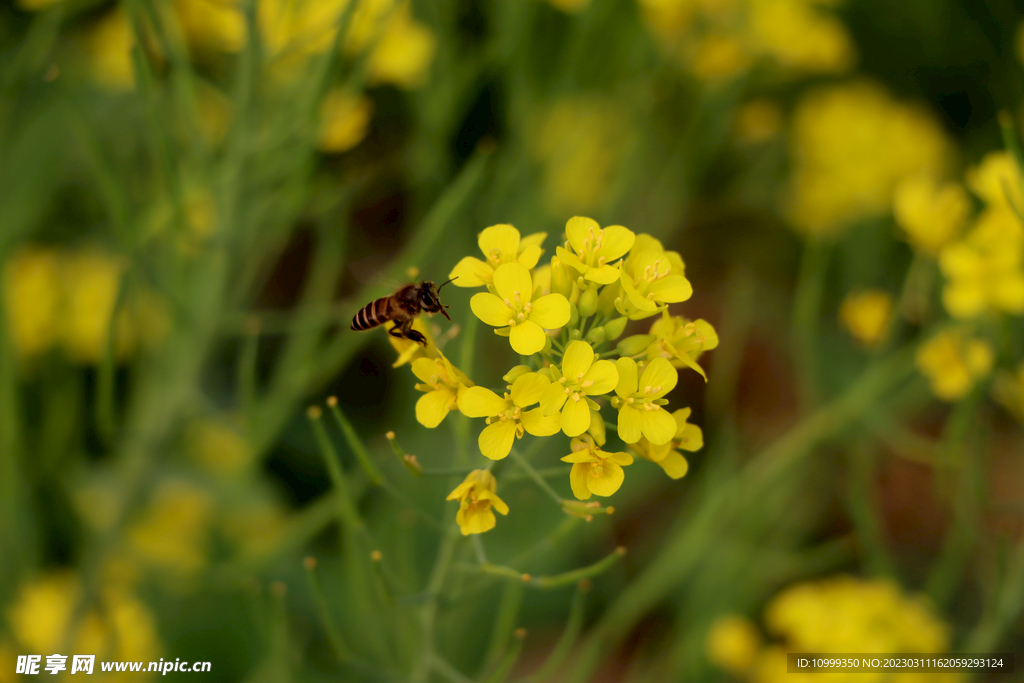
(503, 365, 532, 384)
(604, 316, 628, 340)
(569, 328, 582, 341)
(586, 326, 606, 344)
(578, 285, 599, 318)
(550, 256, 574, 298)
(616, 333, 654, 357)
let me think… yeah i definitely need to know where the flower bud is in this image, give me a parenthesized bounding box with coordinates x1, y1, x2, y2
(586, 326, 606, 344)
(616, 334, 654, 357)
(569, 328, 582, 341)
(567, 302, 580, 330)
(578, 285, 599, 318)
(550, 256, 575, 298)
(604, 316, 628, 341)
(597, 281, 621, 317)
(587, 409, 606, 445)
(503, 365, 532, 384)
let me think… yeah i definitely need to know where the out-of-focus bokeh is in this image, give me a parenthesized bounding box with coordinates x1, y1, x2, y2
(1, 0, 1023, 681)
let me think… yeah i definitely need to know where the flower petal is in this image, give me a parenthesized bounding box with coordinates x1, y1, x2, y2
(448, 256, 492, 287)
(678, 423, 704, 452)
(478, 420, 517, 459)
(493, 262, 533, 302)
(471, 292, 513, 327)
(416, 389, 453, 428)
(528, 294, 571, 329)
(411, 357, 440, 383)
(561, 396, 592, 436)
(583, 359, 618, 396)
(478, 224, 521, 263)
(657, 451, 689, 479)
(509, 320, 547, 355)
(639, 357, 678, 397)
(569, 463, 592, 500)
(614, 357, 639, 397)
(482, 490, 510, 515)
(518, 244, 543, 270)
(617, 406, 641, 443)
(586, 461, 624, 497)
(555, 245, 587, 273)
(638, 408, 677, 445)
(565, 216, 599, 253)
(458, 386, 508, 417)
(521, 407, 561, 436)
(540, 382, 569, 416)
(646, 274, 693, 303)
(562, 340, 596, 380)
(606, 450, 634, 466)
(458, 506, 496, 535)
(584, 264, 622, 285)
(511, 372, 550, 407)
(597, 225, 635, 261)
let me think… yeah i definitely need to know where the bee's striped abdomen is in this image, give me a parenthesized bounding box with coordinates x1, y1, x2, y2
(351, 297, 391, 331)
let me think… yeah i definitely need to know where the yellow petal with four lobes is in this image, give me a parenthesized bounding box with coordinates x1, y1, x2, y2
(493, 262, 534, 302)
(528, 293, 571, 329)
(646, 274, 693, 303)
(596, 225, 635, 262)
(658, 451, 689, 479)
(520, 407, 561, 436)
(416, 389, 454, 428)
(565, 216, 600, 253)
(471, 292, 513, 326)
(478, 224, 521, 264)
(587, 461, 625, 497)
(457, 506, 496, 535)
(606, 450, 634, 466)
(510, 372, 551, 407)
(449, 256, 493, 287)
(562, 340, 596, 379)
(569, 463, 592, 500)
(639, 357, 678, 397)
(584, 264, 622, 285)
(478, 420, 518, 459)
(638, 408, 677, 445)
(540, 381, 570, 416)
(561, 396, 592, 436)
(458, 386, 508, 418)
(614, 357, 639, 397)
(518, 232, 548, 269)
(477, 488, 510, 515)
(583, 359, 619, 395)
(509, 320, 548, 355)
(617, 406, 642, 443)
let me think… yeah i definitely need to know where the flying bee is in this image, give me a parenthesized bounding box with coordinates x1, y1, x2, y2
(350, 278, 456, 345)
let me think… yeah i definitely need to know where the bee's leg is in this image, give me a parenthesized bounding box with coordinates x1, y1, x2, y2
(390, 318, 427, 346)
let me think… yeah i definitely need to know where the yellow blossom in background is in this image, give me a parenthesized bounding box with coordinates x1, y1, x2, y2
(449, 224, 547, 287)
(319, 89, 373, 153)
(615, 234, 692, 319)
(706, 615, 761, 675)
(185, 418, 253, 478)
(446, 470, 509, 535)
(2, 246, 61, 357)
(893, 175, 969, 256)
(61, 249, 129, 363)
(389, 318, 439, 367)
(788, 80, 951, 236)
(470, 262, 571, 354)
(175, 0, 246, 53)
(411, 354, 473, 428)
(561, 434, 633, 500)
(458, 372, 560, 459)
(690, 34, 753, 80)
(366, 2, 436, 88)
(127, 480, 213, 583)
(6, 572, 161, 677)
(557, 217, 635, 285)
(258, 0, 346, 61)
(541, 341, 619, 436)
(628, 407, 700, 478)
(612, 356, 678, 444)
(916, 329, 994, 401)
(532, 99, 630, 216)
(939, 206, 1024, 318)
(748, 0, 855, 74)
(838, 289, 893, 346)
(966, 151, 1024, 210)
(734, 99, 784, 144)
(993, 363, 1024, 423)
(221, 496, 289, 559)
(82, 9, 135, 90)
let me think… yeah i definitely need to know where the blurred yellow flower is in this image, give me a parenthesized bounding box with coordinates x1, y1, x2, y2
(966, 151, 1024, 210)
(734, 99, 784, 144)
(916, 329, 994, 401)
(691, 34, 752, 80)
(449, 224, 547, 288)
(993, 362, 1024, 423)
(706, 614, 760, 674)
(446, 470, 509, 535)
(366, 2, 436, 88)
(893, 175, 970, 256)
(319, 90, 373, 153)
(185, 418, 253, 477)
(470, 262, 570, 354)
(789, 80, 951, 236)
(3, 246, 61, 357)
(612, 356, 678, 444)
(540, 341, 619, 437)
(61, 249, 129, 363)
(7, 572, 160, 675)
(175, 0, 246, 53)
(748, 0, 855, 73)
(458, 372, 560, 459)
(561, 434, 633, 500)
(127, 480, 213, 583)
(411, 354, 473, 428)
(838, 289, 893, 346)
(628, 407, 700, 478)
(83, 9, 135, 90)
(938, 206, 1024, 318)
(221, 496, 289, 559)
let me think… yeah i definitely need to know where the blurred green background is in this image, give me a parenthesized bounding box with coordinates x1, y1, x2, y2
(2, 0, 1024, 681)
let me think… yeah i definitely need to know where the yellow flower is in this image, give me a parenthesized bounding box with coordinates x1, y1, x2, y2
(83, 9, 135, 90)
(939, 206, 1024, 318)
(185, 418, 253, 478)
(470, 262, 571, 354)
(61, 249, 127, 363)
(838, 289, 893, 346)
(556, 216, 635, 285)
(411, 354, 473, 428)
(612, 357, 678, 444)
(458, 372, 560, 459)
(258, 0, 346, 60)
(2, 246, 61, 357)
(966, 151, 1024, 210)
(127, 480, 213, 583)
(893, 175, 970, 256)
(748, 0, 855, 74)
(993, 362, 1024, 423)
(690, 34, 752, 80)
(706, 615, 761, 675)
(540, 341, 619, 436)
(789, 80, 951, 236)
(916, 329, 994, 401)
(175, 0, 246, 53)
(388, 318, 438, 368)
(628, 407, 700, 479)
(619, 311, 719, 380)
(366, 1, 436, 88)
(449, 224, 547, 288)
(615, 234, 692, 320)
(318, 89, 373, 153)
(446, 470, 509, 535)
(561, 434, 633, 500)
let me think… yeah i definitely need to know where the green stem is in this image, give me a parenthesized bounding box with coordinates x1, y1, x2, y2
(792, 238, 829, 413)
(846, 439, 897, 578)
(303, 557, 349, 663)
(412, 529, 462, 683)
(327, 400, 385, 485)
(509, 448, 564, 505)
(521, 582, 588, 683)
(308, 409, 363, 532)
(480, 581, 525, 676)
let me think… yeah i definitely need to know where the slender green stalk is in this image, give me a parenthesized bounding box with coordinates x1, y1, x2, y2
(480, 581, 525, 676)
(412, 529, 462, 683)
(521, 582, 589, 683)
(303, 556, 349, 663)
(791, 238, 829, 413)
(964, 535, 1024, 656)
(483, 630, 526, 683)
(327, 398, 385, 485)
(238, 316, 261, 421)
(509, 448, 564, 505)
(846, 439, 898, 578)
(308, 407, 363, 532)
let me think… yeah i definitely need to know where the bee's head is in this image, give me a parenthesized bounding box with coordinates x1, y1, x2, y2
(419, 279, 452, 321)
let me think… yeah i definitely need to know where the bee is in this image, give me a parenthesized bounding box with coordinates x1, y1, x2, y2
(350, 278, 456, 345)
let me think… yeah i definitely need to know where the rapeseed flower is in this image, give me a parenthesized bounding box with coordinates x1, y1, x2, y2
(556, 217, 635, 285)
(615, 235, 692, 320)
(175, 0, 246, 53)
(612, 357, 678, 444)
(2, 246, 61, 357)
(458, 372, 560, 459)
(82, 9, 135, 90)
(449, 224, 547, 288)
(470, 262, 571, 354)
(318, 89, 373, 153)
(628, 407, 700, 479)
(916, 329, 994, 401)
(127, 480, 214, 586)
(706, 615, 761, 675)
(561, 434, 633, 500)
(938, 206, 1024, 318)
(411, 354, 472, 428)
(619, 311, 719, 380)
(839, 289, 893, 346)
(540, 341, 619, 436)
(446, 470, 509, 535)
(966, 151, 1024, 210)
(388, 318, 438, 368)
(893, 175, 969, 256)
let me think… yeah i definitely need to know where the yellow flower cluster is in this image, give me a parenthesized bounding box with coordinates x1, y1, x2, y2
(396, 219, 715, 535)
(916, 329, 993, 402)
(707, 576, 959, 683)
(838, 289, 893, 347)
(2, 246, 168, 363)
